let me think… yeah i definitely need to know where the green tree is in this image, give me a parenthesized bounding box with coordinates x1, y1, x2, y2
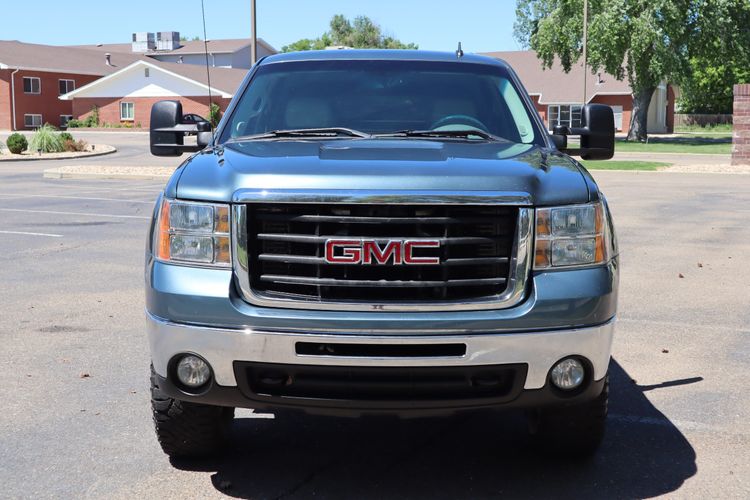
(282, 14, 417, 52)
(677, 1, 750, 114)
(514, 0, 750, 141)
(679, 59, 750, 114)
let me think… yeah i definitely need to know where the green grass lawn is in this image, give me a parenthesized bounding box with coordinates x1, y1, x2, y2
(615, 137, 731, 154)
(581, 160, 671, 171)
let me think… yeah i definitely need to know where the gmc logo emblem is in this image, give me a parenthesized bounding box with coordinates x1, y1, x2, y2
(324, 239, 441, 265)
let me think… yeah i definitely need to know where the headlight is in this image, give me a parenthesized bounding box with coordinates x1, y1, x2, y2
(154, 198, 231, 267)
(534, 202, 612, 269)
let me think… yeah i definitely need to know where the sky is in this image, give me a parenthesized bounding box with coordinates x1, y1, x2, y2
(1, 0, 524, 53)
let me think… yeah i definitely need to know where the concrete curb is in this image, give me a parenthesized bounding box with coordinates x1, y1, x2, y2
(589, 168, 750, 175)
(0, 145, 117, 162)
(614, 151, 731, 158)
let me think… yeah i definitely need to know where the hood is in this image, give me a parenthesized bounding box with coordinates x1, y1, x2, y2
(174, 138, 590, 206)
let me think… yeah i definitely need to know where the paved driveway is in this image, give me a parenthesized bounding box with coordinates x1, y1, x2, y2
(0, 158, 748, 498)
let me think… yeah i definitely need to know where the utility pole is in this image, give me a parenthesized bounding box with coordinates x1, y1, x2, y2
(250, 0, 258, 66)
(582, 0, 588, 105)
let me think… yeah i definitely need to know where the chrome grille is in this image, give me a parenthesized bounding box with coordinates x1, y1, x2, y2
(243, 204, 520, 305)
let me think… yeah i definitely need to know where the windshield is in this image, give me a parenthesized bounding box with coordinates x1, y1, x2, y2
(219, 59, 542, 145)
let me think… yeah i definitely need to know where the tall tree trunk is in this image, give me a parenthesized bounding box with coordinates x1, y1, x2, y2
(627, 86, 656, 142)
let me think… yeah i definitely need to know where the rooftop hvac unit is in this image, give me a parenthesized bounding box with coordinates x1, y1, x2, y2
(132, 32, 156, 52)
(156, 31, 181, 51)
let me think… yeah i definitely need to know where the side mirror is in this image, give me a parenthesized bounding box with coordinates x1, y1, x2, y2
(197, 131, 213, 147)
(149, 100, 209, 156)
(551, 104, 615, 160)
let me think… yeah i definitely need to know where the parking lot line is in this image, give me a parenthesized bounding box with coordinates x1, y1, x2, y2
(0, 208, 151, 220)
(0, 193, 155, 204)
(0, 230, 63, 238)
(36, 183, 163, 193)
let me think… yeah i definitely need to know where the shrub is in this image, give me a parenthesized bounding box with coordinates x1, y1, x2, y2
(29, 124, 64, 153)
(59, 132, 74, 143)
(85, 105, 100, 127)
(66, 119, 83, 128)
(83, 115, 98, 127)
(209, 103, 222, 127)
(62, 139, 88, 152)
(6, 133, 28, 154)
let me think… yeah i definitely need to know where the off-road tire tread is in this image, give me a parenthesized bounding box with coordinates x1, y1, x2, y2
(150, 365, 234, 458)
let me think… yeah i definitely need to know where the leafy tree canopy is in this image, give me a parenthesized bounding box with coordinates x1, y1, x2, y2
(678, 1, 750, 114)
(514, 0, 750, 140)
(282, 14, 417, 52)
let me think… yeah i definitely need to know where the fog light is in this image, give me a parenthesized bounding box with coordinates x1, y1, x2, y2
(176, 355, 211, 388)
(550, 358, 585, 390)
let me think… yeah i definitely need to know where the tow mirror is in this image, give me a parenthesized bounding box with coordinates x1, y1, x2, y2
(550, 103, 615, 160)
(197, 130, 213, 148)
(150, 100, 210, 156)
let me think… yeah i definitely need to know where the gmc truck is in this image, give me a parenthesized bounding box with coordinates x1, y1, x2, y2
(146, 50, 618, 458)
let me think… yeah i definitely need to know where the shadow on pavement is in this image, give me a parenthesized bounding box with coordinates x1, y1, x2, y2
(171, 360, 697, 499)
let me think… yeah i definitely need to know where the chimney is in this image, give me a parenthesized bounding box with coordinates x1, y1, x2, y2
(105, 53, 112, 66)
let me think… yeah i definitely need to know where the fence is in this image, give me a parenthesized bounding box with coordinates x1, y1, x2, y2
(674, 114, 733, 127)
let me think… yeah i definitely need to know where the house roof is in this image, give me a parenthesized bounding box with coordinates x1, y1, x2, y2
(0, 40, 142, 75)
(480, 50, 633, 104)
(146, 59, 247, 95)
(59, 59, 247, 99)
(69, 38, 277, 56)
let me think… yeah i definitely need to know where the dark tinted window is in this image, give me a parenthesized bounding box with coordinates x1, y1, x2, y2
(221, 60, 540, 145)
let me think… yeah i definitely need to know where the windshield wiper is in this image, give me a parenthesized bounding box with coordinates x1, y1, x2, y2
(229, 127, 371, 141)
(375, 129, 507, 142)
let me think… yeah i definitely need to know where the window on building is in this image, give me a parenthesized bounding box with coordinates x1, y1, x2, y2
(120, 102, 135, 121)
(24, 114, 43, 128)
(58, 79, 75, 95)
(611, 105, 623, 131)
(23, 77, 41, 94)
(547, 104, 583, 130)
(60, 115, 74, 127)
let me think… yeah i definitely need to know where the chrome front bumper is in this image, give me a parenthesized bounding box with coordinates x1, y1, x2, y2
(148, 312, 615, 390)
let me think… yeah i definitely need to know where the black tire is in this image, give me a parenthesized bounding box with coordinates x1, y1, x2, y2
(150, 365, 234, 458)
(527, 376, 608, 458)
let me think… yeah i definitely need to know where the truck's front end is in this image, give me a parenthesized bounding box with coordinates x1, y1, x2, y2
(145, 51, 618, 458)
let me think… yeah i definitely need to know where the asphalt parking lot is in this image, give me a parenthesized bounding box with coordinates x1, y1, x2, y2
(0, 135, 748, 499)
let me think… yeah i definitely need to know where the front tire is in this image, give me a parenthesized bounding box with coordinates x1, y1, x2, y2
(150, 365, 234, 458)
(527, 376, 608, 457)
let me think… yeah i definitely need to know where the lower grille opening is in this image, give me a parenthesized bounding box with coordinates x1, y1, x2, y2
(234, 362, 527, 408)
(295, 342, 467, 358)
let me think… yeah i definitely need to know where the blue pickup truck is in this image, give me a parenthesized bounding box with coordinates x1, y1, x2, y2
(146, 50, 618, 458)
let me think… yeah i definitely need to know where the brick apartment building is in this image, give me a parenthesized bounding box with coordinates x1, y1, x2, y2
(0, 41, 142, 130)
(1, 36, 271, 131)
(61, 59, 245, 128)
(483, 51, 675, 134)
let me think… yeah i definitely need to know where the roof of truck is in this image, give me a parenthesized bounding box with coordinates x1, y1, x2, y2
(261, 49, 509, 68)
